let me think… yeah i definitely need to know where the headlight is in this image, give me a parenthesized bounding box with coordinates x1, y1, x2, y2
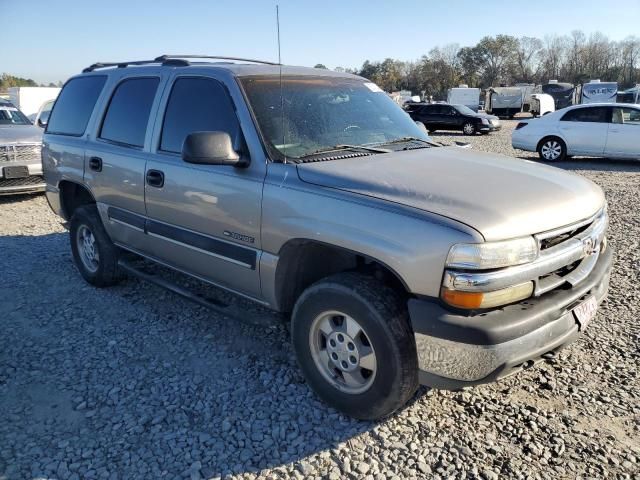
(481, 118, 489, 125)
(441, 282, 534, 309)
(446, 237, 538, 270)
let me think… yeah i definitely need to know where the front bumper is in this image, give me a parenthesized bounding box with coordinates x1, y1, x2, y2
(409, 246, 613, 389)
(0, 159, 45, 195)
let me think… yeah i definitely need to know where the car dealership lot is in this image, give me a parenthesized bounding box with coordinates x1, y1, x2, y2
(1, 121, 638, 479)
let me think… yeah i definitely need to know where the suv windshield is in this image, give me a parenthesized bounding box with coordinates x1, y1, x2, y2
(241, 75, 429, 159)
(0, 105, 31, 125)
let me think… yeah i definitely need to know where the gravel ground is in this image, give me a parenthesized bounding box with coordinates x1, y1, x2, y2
(1, 121, 639, 479)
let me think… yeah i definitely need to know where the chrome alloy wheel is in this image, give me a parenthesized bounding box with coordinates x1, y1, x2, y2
(541, 140, 562, 160)
(463, 123, 475, 135)
(309, 311, 377, 394)
(76, 224, 100, 273)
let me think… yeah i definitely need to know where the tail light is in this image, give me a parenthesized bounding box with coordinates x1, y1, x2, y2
(515, 122, 528, 130)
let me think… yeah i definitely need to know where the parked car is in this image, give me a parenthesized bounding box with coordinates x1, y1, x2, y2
(31, 99, 55, 128)
(512, 103, 640, 161)
(405, 103, 500, 134)
(0, 100, 45, 195)
(43, 55, 611, 419)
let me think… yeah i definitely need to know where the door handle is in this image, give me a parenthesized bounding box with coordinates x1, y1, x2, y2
(89, 157, 102, 172)
(609, 129, 620, 133)
(146, 169, 165, 188)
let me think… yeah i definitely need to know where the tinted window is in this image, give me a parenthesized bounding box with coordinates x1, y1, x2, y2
(100, 77, 159, 147)
(47, 76, 106, 136)
(424, 105, 441, 114)
(441, 106, 456, 115)
(611, 107, 640, 125)
(160, 77, 240, 153)
(561, 107, 608, 123)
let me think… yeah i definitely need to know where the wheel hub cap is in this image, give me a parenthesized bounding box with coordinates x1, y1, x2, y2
(542, 141, 561, 160)
(309, 311, 377, 394)
(77, 225, 99, 272)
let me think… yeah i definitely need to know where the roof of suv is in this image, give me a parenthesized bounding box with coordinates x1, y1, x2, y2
(79, 55, 361, 80)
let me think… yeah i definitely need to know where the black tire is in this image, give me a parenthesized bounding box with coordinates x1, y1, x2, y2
(69, 204, 122, 287)
(537, 136, 567, 162)
(462, 122, 476, 135)
(291, 272, 418, 420)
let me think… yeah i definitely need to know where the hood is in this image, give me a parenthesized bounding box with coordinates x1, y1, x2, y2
(296, 147, 604, 241)
(0, 124, 43, 144)
(475, 112, 499, 121)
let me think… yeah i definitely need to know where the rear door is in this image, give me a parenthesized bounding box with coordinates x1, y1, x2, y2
(606, 106, 640, 158)
(83, 73, 166, 252)
(557, 107, 609, 155)
(440, 105, 460, 129)
(143, 74, 264, 299)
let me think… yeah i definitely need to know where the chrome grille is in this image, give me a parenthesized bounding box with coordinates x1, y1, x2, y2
(0, 144, 42, 163)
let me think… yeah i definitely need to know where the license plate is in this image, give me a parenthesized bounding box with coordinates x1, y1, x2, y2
(573, 296, 598, 331)
(3, 166, 29, 179)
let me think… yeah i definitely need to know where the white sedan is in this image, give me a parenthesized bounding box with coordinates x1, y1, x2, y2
(512, 103, 640, 161)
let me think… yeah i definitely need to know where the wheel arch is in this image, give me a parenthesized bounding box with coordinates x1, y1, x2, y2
(272, 238, 410, 313)
(58, 180, 96, 221)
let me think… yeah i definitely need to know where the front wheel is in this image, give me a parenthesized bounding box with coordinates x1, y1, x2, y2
(69, 204, 122, 287)
(538, 137, 567, 162)
(291, 272, 418, 420)
(462, 122, 476, 135)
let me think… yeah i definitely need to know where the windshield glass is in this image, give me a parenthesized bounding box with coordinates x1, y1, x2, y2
(0, 105, 31, 125)
(454, 105, 476, 115)
(241, 75, 429, 159)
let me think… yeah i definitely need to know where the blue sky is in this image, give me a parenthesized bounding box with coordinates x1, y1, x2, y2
(3, 0, 639, 84)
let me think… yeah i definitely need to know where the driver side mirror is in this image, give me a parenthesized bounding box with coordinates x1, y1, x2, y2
(182, 131, 247, 167)
(37, 118, 48, 128)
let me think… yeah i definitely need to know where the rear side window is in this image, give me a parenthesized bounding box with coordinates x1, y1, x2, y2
(160, 77, 240, 153)
(46, 76, 107, 136)
(561, 107, 608, 123)
(100, 77, 160, 147)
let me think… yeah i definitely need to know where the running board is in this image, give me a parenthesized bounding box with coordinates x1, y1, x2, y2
(117, 258, 282, 327)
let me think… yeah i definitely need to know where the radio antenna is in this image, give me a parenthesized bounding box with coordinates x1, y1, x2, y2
(276, 5, 286, 163)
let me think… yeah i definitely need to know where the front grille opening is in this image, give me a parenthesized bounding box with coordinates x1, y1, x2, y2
(540, 222, 592, 250)
(0, 145, 42, 163)
(539, 260, 581, 281)
(0, 175, 45, 188)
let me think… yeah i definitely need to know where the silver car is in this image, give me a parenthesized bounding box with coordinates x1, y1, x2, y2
(42, 56, 612, 419)
(0, 100, 45, 195)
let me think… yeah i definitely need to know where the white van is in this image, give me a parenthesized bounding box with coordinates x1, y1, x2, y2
(528, 93, 555, 117)
(581, 80, 618, 104)
(447, 86, 480, 112)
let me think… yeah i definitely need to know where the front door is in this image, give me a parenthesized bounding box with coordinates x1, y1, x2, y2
(557, 106, 609, 155)
(606, 106, 640, 158)
(143, 75, 264, 299)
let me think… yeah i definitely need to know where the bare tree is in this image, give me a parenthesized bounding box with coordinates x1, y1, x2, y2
(515, 36, 543, 82)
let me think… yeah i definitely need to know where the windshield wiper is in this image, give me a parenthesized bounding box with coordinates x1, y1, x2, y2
(298, 144, 390, 159)
(371, 136, 440, 148)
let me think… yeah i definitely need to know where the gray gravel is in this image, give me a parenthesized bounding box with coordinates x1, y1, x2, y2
(1, 121, 639, 479)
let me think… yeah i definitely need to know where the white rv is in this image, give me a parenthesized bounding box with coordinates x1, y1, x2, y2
(580, 80, 618, 104)
(447, 86, 480, 112)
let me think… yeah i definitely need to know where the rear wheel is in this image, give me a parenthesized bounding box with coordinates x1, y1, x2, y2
(69, 204, 122, 287)
(462, 122, 476, 135)
(291, 272, 418, 420)
(538, 137, 567, 162)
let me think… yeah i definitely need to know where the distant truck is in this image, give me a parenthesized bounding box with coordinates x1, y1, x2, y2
(7, 87, 61, 118)
(447, 86, 480, 112)
(580, 80, 618, 104)
(485, 87, 524, 118)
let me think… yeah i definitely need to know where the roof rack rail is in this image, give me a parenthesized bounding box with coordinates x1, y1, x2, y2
(82, 59, 159, 73)
(154, 55, 280, 66)
(82, 54, 280, 73)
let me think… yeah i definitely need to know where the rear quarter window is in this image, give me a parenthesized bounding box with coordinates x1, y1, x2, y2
(46, 76, 107, 136)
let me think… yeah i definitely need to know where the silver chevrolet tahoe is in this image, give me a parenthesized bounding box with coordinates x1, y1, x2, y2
(42, 56, 612, 420)
(0, 100, 45, 194)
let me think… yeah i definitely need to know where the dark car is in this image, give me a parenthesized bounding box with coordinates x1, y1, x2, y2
(405, 103, 501, 135)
